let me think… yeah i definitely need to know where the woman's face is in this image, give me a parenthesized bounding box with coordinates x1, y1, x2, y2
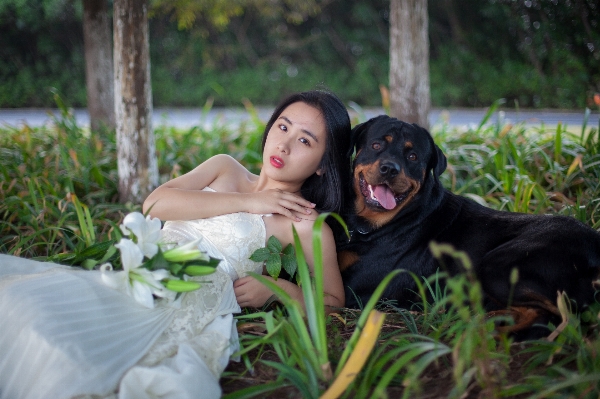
(262, 101, 327, 187)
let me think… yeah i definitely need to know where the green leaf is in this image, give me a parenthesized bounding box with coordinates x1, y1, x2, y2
(99, 245, 117, 264)
(143, 249, 169, 271)
(266, 253, 281, 280)
(221, 381, 289, 399)
(182, 257, 221, 268)
(267, 235, 282, 253)
(281, 244, 297, 277)
(90, 165, 105, 186)
(282, 253, 297, 278)
(169, 263, 184, 276)
(71, 240, 116, 263)
(282, 243, 295, 256)
(81, 258, 98, 270)
(205, 257, 221, 267)
(47, 252, 77, 263)
(249, 247, 271, 262)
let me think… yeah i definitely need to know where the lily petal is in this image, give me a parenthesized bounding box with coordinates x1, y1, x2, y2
(115, 239, 144, 272)
(101, 270, 130, 295)
(121, 212, 161, 259)
(131, 280, 156, 309)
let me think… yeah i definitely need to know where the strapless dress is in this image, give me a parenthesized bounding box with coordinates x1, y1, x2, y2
(0, 192, 266, 399)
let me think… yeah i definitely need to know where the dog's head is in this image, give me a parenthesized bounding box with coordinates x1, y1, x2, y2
(349, 115, 447, 228)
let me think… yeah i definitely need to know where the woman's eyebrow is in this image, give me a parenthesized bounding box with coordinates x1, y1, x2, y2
(278, 116, 320, 143)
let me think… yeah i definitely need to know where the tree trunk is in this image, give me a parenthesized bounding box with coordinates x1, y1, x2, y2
(83, 0, 115, 131)
(389, 0, 431, 128)
(113, 0, 158, 203)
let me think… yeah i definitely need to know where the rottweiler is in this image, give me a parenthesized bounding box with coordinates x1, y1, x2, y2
(338, 115, 600, 336)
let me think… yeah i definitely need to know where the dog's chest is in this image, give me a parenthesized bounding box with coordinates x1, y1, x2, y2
(338, 226, 434, 274)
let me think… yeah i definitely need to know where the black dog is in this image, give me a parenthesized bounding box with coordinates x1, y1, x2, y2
(338, 115, 600, 335)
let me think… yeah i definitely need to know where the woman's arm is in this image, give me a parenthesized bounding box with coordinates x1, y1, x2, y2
(143, 154, 316, 221)
(143, 155, 246, 220)
(233, 221, 345, 314)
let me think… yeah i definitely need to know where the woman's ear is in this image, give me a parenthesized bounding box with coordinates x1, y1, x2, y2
(316, 168, 324, 176)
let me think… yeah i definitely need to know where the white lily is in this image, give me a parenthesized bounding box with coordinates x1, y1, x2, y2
(101, 238, 175, 308)
(120, 212, 162, 259)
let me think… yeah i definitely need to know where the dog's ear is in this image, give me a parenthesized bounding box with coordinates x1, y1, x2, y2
(412, 123, 447, 181)
(349, 115, 388, 158)
(432, 144, 447, 179)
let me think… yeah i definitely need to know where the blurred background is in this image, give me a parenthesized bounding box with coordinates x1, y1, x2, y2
(1, 0, 598, 110)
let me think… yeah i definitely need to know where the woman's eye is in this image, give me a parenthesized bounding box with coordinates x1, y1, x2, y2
(279, 124, 287, 131)
(408, 153, 417, 161)
(372, 142, 381, 150)
(299, 138, 310, 146)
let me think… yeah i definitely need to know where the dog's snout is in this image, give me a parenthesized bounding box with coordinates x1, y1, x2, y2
(379, 161, 400, 178)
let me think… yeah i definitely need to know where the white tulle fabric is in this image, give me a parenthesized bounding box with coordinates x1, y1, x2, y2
(0, 195, 266, 399)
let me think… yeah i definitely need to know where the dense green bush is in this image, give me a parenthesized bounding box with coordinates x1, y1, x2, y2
(1, 0, 598, 108)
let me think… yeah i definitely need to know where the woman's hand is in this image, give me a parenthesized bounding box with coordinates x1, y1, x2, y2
(245, 189, 315, 221)
(233, 276, 276, 308)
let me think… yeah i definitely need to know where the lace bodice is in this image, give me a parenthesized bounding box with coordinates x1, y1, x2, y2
(159, 188, 266, 281)
(139, 192, 267, 369)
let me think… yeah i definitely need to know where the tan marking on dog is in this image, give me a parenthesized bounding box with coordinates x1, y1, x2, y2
(404, 141, 413, 149)
(511, 288, 561, 315)
(353, 165, 421, 229)
(364, 177, 420, 228)
(384, 135, 393, 143)
(487, 306, 541, 334)
(338, 250, 360, 272)
(352, 162, 380, 216)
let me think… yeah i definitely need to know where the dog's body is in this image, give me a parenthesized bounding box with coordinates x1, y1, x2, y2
(338, 116, 600, 331)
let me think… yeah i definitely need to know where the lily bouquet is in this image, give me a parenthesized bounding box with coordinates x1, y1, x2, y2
(89, 212, 218, 308)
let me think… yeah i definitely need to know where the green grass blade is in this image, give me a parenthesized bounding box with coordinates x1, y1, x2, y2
(477, 98, 505, 135)
(335, 268, 405, 375)
(221, 381, 289, 399)
(528, 372, 600, 399)
(290, 224, 329, 375)
(581, 107, 590, 144)
(554, 122, 563, 164)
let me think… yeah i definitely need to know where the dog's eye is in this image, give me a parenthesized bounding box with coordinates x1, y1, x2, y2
(408, 153, 418, 161)
(372, 143, 381, 150)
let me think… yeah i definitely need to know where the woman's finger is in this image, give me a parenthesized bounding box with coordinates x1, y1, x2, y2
(274, 190, 314, 208)
(278, 206, 302, 222)
(280, 200, 312, 216)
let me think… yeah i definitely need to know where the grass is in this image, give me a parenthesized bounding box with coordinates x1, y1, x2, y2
(2, 98, 600, 398)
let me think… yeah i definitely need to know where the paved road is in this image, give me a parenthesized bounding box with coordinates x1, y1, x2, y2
(0, 107, 598, 129)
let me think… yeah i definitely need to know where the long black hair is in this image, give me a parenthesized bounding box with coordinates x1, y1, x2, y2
(261, 90, 352, 215)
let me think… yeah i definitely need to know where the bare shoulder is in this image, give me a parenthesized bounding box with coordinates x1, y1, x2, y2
(218, 154, 255, 177)
(200, 154, 246, 171)
(291, 212, 334, 242)
(195, 154, 255, 191)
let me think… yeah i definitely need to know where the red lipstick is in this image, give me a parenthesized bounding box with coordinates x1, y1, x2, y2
(270, 156, 284, 168)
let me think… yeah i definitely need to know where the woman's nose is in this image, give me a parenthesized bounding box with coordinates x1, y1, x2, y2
(277, 139, 290, 153)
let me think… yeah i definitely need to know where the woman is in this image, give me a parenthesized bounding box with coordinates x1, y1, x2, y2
(0, 90, 352, 399)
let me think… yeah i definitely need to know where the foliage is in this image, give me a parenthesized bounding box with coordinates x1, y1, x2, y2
(229, 213, 392, 398)
(3, 102, 600, 397)
(250, 235, 297, 281)
(1, 0, 598, 108)
(0, 95, 265, 258)
(149, 0, 323, 30)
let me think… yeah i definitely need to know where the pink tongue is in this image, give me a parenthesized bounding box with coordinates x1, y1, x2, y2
(373, 185, 396, 210)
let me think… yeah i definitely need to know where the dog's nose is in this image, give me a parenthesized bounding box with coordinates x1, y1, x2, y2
(379, 161, 400, 178)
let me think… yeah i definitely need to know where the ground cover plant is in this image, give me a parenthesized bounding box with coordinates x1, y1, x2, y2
(1, 100, 600, 398)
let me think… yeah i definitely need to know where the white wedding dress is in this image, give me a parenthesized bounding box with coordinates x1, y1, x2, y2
(0, 195, 266, 399)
